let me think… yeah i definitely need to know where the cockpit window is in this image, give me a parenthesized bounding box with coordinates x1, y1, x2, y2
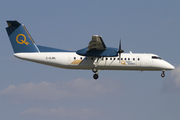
(152, 56, 162, 60)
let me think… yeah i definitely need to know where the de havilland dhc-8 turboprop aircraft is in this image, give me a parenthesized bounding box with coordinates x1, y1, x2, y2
(6, 21, 174, 79)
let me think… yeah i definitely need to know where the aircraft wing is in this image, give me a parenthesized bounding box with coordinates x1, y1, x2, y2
(87, 35, 106, 51)
(76, 35, 118, 57)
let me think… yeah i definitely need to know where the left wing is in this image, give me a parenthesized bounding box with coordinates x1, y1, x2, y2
(87, 35, 106, 51)
(76, 35, 118, 57)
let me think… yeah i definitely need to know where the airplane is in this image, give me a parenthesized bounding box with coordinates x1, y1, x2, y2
(6, 20, 175, 79)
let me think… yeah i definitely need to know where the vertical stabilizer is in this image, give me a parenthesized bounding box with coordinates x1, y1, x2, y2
(6, 21, 39, 53)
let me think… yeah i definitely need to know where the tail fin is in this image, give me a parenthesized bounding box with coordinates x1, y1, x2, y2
(6, 20, 39, 53)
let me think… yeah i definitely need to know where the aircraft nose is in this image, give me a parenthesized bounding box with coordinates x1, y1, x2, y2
(165, 62, 175, 70)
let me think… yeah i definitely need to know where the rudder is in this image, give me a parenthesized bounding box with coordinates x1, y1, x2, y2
(6, 20, 39, 53)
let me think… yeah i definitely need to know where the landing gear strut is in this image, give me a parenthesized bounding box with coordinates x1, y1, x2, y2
(92, 57, 101, 80)
(92, 67, 98, 73)
(161, 71, 165, 77)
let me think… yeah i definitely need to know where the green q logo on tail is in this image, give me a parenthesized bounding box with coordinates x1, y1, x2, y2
(16, 34, 30, 45)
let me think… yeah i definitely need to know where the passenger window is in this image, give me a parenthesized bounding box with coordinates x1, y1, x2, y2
(110, 58, 112, 60)
(101, 58, 104, 60)
(133, 58, 135, 61)
(74, 57, 76, 60)
(121, 58, 123, 60)
(91, 57, 93, 60)
(106, 58, 108, 60)
(125, 58, 126, 60)
(128, 58, 130, 60)
(138, 58, 140, 61)
(80, 57, 82, 60)
(114, 58, 116, 60)
(117, 58, 119, 60)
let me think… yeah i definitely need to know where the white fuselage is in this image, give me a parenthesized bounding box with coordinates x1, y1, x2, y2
(14, 52, 174, 71)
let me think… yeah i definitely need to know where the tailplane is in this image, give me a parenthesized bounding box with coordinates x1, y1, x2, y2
(6, 20, 39, 53)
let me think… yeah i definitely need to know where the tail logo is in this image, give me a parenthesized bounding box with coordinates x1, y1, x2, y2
(16, 34, 30, 45)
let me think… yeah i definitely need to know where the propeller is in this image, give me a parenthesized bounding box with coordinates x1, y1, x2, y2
(117, 39, 124, 62)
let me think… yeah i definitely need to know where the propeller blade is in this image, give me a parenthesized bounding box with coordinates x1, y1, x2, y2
(119, 39, 121, 53)
(118, 39, 124, 53)
(118, 39, 124, 63)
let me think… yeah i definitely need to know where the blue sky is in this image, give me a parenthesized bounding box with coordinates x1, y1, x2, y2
(0, 0, 180, 120)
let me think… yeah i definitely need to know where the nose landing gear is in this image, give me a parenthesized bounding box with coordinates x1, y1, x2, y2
(161, 70, 165, 77)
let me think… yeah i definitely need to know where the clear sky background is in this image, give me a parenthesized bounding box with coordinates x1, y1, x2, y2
(0, 0, 180, 120)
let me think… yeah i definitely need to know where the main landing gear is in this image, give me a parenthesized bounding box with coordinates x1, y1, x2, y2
(92, 67, 99, 80)
(161, 70, 165, 77)
(93, 74, 98, 79)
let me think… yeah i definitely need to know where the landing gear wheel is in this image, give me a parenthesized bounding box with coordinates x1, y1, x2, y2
(161, 73, 165, 77)
(92, 67, 98, 73)
(161, 71, 165, 77)
(93, 74, 99, 80)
